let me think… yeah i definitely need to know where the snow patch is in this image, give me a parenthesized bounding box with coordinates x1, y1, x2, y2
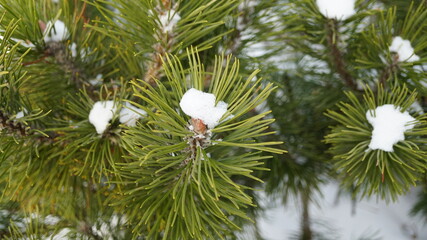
(0, 34, 35, 48)
(15, 111, 25, 119)
(179, 88, 228, 129)
(119, 102, 147, 127)
(159, 9, 180, 33)
(44, 20, 69, 43)
(89, 101, 117, 134)
(89, 74, 103, 86)
(316, 0, 356, 20)
(51, 228, 71, 240)
(366, 104, 416, 152)
(389, 36, 420, 62)
(69, 42, 77, 58)
(11, 38, 35, 48)
(44, 215, 61, 225)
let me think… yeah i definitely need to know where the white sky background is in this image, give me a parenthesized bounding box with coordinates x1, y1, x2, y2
(257, 182, 427, 240)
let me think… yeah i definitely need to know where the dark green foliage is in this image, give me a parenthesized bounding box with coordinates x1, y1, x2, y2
(1, 0, 427, 239)
(325, 84, 427, 201)
(116, 50, 283, 239)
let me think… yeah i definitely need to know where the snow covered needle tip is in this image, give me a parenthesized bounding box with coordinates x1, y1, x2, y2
(89, 101, 146, 134)
(159, 9, 181, 33)
(389, 36, 420, 62)
(316, 0, 356, 20)
(366, 104, 415, 152)
(179, 88, 228, 130)
(43, 20, 69, 43)
(89, 101, 117, 134)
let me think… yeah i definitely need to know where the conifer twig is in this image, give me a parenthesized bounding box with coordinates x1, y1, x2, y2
(0, 110, 56, 142)
(143, 1, 176, 85)
(0, 110, 27, 136)
(45, 42, 87, 89)
(378, 54, 399, 87)
(325, 19, 357, 90)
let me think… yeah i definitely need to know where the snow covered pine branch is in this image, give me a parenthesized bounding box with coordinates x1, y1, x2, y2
(325, 85, 427, 201)
(115, 51, 285, 239)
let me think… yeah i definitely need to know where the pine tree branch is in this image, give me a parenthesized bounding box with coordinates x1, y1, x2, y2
(0, 110, 27, 136)
(0, 110, 56, 142)
(45, 42, 88, 90)
(142, 1, 175, 85)
(325, 19, 357, 90)
(143, 44, 167, 86)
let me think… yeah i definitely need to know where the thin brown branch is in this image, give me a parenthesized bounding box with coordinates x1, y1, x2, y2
(22, 55, 48, 66)
(326, 19, 357, 90)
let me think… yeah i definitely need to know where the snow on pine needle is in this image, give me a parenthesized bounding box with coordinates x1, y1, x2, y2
(366, 104, 416, 152)
(316, 0, 356, 20)
(389, 36, 420, 62)
(43, 20, 69, 43)
(158, 8, 181, 33)
(179, 88, 228, 129)
(89, 101, 146, 134)
(325, 84, 427, 200)
(119, 102, 147, 127)
(118, 51, 284, 239)
(89, 101, 117, 134)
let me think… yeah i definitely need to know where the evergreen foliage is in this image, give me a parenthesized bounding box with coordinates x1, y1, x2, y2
(0, 0, 426, 239)
(325, 84, 427, 201)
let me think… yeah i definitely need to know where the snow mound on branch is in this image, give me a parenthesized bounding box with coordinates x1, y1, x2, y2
(89, 101, 117, 134)
(366, 104, 416, 152)
(44, 20, 69, 43)
(389, 36, 420, 62)
(159, 9, 180, 33)
(179, 88, 228, 129)
(316, 0, 356, 20)
(119, 102, 147, 127)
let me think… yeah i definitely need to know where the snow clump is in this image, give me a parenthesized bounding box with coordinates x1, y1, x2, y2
(89, 101, 147, 134)
(389, 36, 420, 62)
(119, 102, 147, 127)
(366, 104, 416, 152)
(316, 0, 356, 20)
(44, 20, 69, 43)
(89, 101, 117, 134)
(179, 88, 228, 129)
